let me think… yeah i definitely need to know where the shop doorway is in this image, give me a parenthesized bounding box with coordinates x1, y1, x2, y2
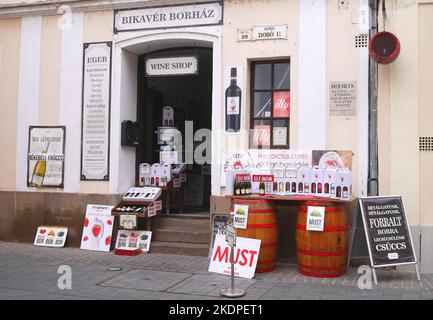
(136, 47, 212, 214)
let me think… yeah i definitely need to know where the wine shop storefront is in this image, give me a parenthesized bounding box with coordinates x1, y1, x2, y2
(1, 0, 433, 272)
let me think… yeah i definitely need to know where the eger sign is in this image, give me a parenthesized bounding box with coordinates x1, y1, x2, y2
(114, 2, 223, 32)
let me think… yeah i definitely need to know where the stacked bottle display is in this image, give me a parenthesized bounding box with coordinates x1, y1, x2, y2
(233, 180, 252, 196)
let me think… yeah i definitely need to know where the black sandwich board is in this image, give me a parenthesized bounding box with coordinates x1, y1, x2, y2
(358, 196, 420, 285)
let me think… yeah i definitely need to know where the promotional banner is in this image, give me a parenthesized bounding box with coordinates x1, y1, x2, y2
(80, 205, 114, 252)
(115, 230, 152, 252)
(34, 226, 68, 247)
(27, 126, 65, 188)
(209, 234, 261, 279)
(359, 196, 416, 267)
(81, 42, 112, 181)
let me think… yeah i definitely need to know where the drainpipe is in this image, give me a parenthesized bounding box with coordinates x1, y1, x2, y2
(368, 0, 379, 196)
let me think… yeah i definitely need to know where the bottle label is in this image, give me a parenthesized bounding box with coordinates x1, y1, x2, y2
(32, 175, 44, 187)
(227, 97, 240, 115)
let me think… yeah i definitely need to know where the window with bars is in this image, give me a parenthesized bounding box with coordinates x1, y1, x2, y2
(250, 60, 290, 149)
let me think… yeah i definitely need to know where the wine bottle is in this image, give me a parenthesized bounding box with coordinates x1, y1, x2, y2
(225, 67, 242, 132)
(235, 181, 241, 195)
(241, 182, 246, 195)
(246, 181, 251, 195)
(30, 142, 49, 188)
(311, 183, 317, 194)
(259, 182, 265, 195)
(342, 186, 348, 198)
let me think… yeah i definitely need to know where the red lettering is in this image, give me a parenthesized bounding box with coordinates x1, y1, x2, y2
(248, 250, 258, 267)
(213, 246, 229, 263)
(239, 249, 248, 266)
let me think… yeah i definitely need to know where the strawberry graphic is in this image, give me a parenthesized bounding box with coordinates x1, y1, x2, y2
(107, 220, 112, 226)
(84, 218, 89, 228)
(39, 229, 46, 234)
(83, 236, 89, 241)
(105, 236, 111, 246)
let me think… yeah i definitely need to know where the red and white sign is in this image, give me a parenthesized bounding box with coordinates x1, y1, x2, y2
(273, 91, 290, 117)
(80, 205, 114, 252)
(208, 234, 261, 279)
(235, 174, 251, 182)
(115, 230, 152, 252)
(252, 174, 274, 183)
(253, 125, 271, 147)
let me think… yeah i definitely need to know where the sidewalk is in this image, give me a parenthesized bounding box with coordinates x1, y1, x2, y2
(0, 242, 432, 300)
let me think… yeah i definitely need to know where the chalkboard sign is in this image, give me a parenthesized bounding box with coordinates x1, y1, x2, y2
(359, 196, 417, 267)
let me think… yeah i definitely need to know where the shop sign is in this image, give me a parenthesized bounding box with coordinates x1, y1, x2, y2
(27, 126, 65, 188)
(81, 42, 111, 181)
(114, 2, 223, 32)
(233, 204, 249, 230)
(146, 56, 198, 77)
(115, 230, 152, 252)
(80, 205, 114, 252)
(34, 226, 68, 248)
(306, 206, 325, 232)
(359, 196, 417, 267)
(208, 234, 261, 279)
(329, 81, 357, 116)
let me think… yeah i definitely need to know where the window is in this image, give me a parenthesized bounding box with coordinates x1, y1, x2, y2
(250, 60, 290, 149)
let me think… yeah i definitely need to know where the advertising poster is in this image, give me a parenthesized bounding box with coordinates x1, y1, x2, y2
(273, 91, 290, 118)
(27, 126, 65, 188)
(252, 125, 271, 148)
(224, 66, 244, 133)
(312, 150, 352, 170)
(208, 234, 261, 279)
(115, 230, 152, 252)
(34, 226, 68, 247)
(80, 205, 114, 252)
(359, 196, 416, 267)
(306, 206, 325, 232)
(233, 204, 249, 230)
(209, 214, 229, 258)
(81, 42, 112, 181)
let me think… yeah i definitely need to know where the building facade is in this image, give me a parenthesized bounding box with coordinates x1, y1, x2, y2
(0, 0, 432, 271)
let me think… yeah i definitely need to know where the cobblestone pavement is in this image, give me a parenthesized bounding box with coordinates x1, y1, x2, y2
(0, 242, 432, 300)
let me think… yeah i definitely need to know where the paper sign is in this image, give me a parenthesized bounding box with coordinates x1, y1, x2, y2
(115, 230, 152, 252)
(225, 224, 236, 247)
(209, 235, 261, 279)
(173, 177, 181, 188)
(306, 206, 325, 232)
(147, 205, 157, 217)
(119, 215, 137, 229)
(154, 200, 162, 211)
(80, 205, 114, 252)
(233, 204, 249, 230)
(34, 226, 68, 247)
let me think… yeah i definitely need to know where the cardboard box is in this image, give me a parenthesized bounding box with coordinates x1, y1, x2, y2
(335, 169, 352, 199)
(323, 167, 338, 197)
(162, 106, 174, 126)
(297, 167, 311, 194)
(310, 167, 324, 195)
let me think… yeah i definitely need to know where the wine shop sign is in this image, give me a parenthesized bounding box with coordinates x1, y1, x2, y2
(145, 56, 198, 77)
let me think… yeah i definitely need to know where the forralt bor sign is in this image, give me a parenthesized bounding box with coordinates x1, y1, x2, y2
(208, 234, 261, 279)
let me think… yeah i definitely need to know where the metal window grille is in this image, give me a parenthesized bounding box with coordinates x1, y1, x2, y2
(355, 34, 369, 48)
(419, 137, 433, 151)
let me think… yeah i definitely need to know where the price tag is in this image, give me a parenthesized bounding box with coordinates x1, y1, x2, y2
(154, 200, 162, 211)
(147, 205, 157, 218)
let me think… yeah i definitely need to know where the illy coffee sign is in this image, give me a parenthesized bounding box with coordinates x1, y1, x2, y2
(114, 2, 223, 32)
(145, 56, 198, 77)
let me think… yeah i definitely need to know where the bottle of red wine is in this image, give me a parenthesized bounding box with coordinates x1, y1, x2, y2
(225, 67, 242, 132)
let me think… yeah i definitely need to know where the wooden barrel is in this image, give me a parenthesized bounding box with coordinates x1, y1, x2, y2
(231, 199, 278, 273)
(296, 201, 349, 278)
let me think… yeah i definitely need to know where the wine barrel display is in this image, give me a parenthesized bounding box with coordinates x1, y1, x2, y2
(296, 201, 349, 278)
(231, 199, 278, 273)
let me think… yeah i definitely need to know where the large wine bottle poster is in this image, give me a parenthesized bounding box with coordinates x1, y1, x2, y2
(224, 66, 244, 133)
(27, 126, 65, 188)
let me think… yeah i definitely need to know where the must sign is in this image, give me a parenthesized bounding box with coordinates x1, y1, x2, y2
(359, 196, 417, 267)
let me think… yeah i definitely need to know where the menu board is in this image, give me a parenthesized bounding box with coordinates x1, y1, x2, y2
(34, 226, 68, 247)
(81, 42, 112, 181)
(359, 196, 417, 267)
(27, 126, 65, 188)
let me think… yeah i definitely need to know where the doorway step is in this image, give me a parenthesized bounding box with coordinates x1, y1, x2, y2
(151, 214, 210, 256)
